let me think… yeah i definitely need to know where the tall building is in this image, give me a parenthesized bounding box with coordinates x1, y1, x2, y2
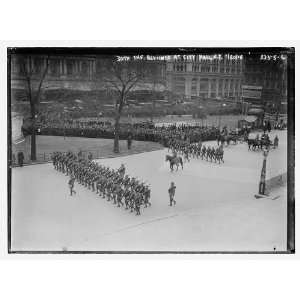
(242, 55, 288, 113)
(165, 55, 244, 100)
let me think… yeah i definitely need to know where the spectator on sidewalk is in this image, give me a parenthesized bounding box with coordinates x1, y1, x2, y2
(17, 151, 24, 167)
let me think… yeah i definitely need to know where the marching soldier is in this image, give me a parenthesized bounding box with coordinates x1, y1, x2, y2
(144, 186, 151, 208)
(88, 152, 93, 161)
(201, 145, 206, 159)
(210, 147, 215, 162)
(118, 163, 126, 177)
(168, 182, 176, 206)
(134, 193, 141, 215)
(68, 176, 76, 196)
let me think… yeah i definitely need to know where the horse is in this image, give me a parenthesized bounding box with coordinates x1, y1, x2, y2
(217, 134, 226, 146)
(261, 138, 272, 149)
(225, 134, 238, 146)
(165, 155, 184, 171)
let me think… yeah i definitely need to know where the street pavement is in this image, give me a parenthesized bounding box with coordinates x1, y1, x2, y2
(11, 130, 287, 252)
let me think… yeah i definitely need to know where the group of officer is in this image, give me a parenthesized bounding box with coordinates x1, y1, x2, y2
(51, 151, 151, 216)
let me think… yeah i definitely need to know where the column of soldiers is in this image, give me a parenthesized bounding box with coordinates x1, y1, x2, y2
(51, 151, 151, 216)
(168, 138, 224, 164)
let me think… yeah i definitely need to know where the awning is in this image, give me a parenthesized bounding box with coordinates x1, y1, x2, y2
(244, 115, 257, 123)
(248, 108, 264, 115)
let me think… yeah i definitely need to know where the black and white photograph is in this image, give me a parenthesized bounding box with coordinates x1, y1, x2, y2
(7, 47, 294, 253)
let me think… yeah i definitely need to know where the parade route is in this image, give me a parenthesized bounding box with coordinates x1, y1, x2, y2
(11, 130, 287, 252)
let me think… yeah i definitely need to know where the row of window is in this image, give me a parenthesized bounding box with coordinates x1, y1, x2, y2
(174, 86, 241, 97)
(245, 75, 282, 89)
(173, 64, 242, 74)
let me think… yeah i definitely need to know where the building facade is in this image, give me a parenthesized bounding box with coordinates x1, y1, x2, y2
(166, 55, 244, 100)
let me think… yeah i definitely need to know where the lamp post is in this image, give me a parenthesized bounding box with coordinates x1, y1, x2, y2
(63, 107, 68, 140)
(258, 147, 269, 195)
(218, 103, 227, 128)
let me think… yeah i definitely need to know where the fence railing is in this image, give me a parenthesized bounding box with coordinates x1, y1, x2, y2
(11, 148, 109, 167)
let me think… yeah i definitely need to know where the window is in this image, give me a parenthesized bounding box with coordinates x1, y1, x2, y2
(49, 60, 59, 75)
(81, 61, 89, 75)
(33, 58, 42, 74)
(66, 60, 74, 75)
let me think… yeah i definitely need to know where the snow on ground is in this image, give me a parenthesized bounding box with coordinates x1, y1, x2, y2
(11, 130, 287, 252)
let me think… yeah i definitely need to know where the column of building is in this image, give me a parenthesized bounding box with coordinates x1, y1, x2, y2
(59, 59, 64, 76)
(196, 77, 200, 96)
(222, 78, 225, 97)
(184, 61, 193, 99)
(185, 76, 192, 99)
(208, 78, 211, 98)
(227, 79, 231, 97)
(232, 79, 236, 99)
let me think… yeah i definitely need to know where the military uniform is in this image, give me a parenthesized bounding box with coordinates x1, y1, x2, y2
(52, 151, 151, 215)
(168, 182, 176, 206)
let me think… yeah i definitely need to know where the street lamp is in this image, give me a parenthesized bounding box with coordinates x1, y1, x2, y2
(218, 103, 227, 128)
(199, 105, 204, 127)
(63, 107, 68, 140)
(258, 147, 269, 195)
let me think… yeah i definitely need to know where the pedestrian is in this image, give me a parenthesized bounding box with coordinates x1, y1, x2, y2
(88, 152, 93, 161)
(267, 120, 272, 133)
(274, 135, 279, 149)
(68, 176, 76, 196)
(12, 153, 16, 166)
(168, 181, 176, 206)
(17, 151, 24, 167)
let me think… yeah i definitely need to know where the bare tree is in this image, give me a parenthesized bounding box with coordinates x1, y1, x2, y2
(104, 58, 150, 153)
(19, 55, 49, 161)
(149, 65, 163, 123)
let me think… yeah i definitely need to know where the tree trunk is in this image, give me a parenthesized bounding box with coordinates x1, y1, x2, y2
(30, 117, 37, 161)
(114, 114, 121, 153)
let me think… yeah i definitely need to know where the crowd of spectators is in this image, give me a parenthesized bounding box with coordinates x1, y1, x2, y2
(37, 117, 222, 145)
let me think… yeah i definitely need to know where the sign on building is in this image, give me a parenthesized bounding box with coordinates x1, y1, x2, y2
(242, 85, 263, 99)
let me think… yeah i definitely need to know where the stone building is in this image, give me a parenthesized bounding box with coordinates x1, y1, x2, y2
(10, 55, 97, 91)
(165, 55, 244, 100)
(10, 54, 166, 93)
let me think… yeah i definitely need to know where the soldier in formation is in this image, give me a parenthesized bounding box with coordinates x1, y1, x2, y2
(168, 182, 176, 206)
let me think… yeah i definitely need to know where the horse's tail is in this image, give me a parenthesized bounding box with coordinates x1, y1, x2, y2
(179, 157, 183, 169)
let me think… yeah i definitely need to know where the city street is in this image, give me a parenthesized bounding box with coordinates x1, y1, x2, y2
(11, 130, 287, 252)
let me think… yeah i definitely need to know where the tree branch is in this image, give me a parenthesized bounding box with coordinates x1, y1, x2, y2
(124, 77, 140, 96)
(34, 56, 50, 105)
